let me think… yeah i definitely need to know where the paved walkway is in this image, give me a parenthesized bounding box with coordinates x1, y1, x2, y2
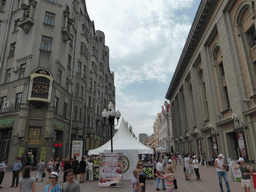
(0, 164, 255, 192)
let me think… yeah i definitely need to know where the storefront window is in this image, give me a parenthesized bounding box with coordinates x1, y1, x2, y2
(0, 128, 12, 159)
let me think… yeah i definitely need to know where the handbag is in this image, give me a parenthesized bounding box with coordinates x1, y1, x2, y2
(42, 172, 46, 177)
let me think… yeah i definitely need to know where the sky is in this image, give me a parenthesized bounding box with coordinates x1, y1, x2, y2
(86, 0, 201, 137)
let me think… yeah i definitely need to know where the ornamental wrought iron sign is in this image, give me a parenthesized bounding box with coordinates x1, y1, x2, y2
(28, 68, 53, 103)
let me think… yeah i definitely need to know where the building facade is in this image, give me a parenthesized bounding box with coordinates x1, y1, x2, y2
(166, 0, 256, 164)
(0, 0, 115, 166)
(153, 101, 173, 153)
(139, 133, 148, 143)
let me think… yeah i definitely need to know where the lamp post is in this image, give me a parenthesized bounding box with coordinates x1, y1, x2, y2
(102, 102, 121, 153)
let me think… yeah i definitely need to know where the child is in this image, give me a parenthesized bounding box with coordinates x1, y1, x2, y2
(131, 169, 140, 192)
(156, 166, 175, 192)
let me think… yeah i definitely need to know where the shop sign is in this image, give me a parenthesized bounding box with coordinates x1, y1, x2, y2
(28, 68, 53, 103)
(0, 117, 14, 128)
(72, 140, 83, 161)
(40, 147, 46, 163)
(55, 121, 64, 131)
(18, 147, 25, 158)
(237, 132, 247, 159)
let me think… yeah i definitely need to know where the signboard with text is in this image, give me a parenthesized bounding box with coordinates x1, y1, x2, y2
(98, 153, 123, 187)
(71, 140, 83, 161)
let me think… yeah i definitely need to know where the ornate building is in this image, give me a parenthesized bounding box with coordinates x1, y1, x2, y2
(166, 0, 256, 164)
(153, 101, 173, 153)
(0, 0, 115, 166)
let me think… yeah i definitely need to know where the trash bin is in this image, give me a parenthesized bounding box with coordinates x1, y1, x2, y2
(253, 172, 256, 189)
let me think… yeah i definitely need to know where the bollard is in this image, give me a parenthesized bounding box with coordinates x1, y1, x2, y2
(253, 172, 256, 189)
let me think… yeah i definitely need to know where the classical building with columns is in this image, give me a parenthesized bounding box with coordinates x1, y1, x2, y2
(0, 0, 115, 166)
(166, 0, 256, 165)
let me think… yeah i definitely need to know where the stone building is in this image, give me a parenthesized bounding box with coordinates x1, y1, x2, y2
(166, 0, 256, 164)
(153, 101, 173, 153)
(0, 0, 115, 166)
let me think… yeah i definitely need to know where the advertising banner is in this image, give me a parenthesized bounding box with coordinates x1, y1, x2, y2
(212, 137, 218, 157)
(72, 140, 83, 161)
(98, 153, 123, 187)
(229, 160, 241, 182)
(104, 150, 139, 180)
(237, 132, 247, 159)
(197, 140, 202, 156)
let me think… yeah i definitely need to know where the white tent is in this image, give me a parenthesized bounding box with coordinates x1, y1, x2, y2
(88, 118, 153, 155)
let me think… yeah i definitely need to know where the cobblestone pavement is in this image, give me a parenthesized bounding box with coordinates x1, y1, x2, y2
(0, 164, 255, 192)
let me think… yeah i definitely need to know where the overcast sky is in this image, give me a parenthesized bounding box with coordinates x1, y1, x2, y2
(86, 0, 201, 137)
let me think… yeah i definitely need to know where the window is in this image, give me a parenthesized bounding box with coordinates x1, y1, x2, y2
(15, 93, 22, 110)
(87, 116, 90, 127)
(54, 97, 59, 113)
(9, 42, 16, 57)
(79, 108, 82, 121)
(63, 102, 67, 118)
(83, 65, 86, 77)
(74, 106, 77, 120)
(81, 86, 84, 98)
(248, 26, 256, 47)
(219, 62, 225, 77)
(0, 0, 6, 11)
(88, 97, 91, 107)
(81, 24, 85, 35)
(57, 70, 61, 84)
(5, 69, 11, 83)
(100, 37, 102, 42)
(44, 12, 55, 26)
(19, 63, 26, 79)
(89, 78, 92, 89)
(224, 86, 230, 108)
(92, 47, 95, 55)
(0, 97, 7, 113)
(76, 83, 79, 96)
(50, 0, 56, 3)
(77, 61, 81, 74)
(100, 63, 104, 71)
(13, 19, 20, 32)
(65, 78, 69, 90)
(68, 54, 72, 69)
(105, 51, 108, 56)
(97, 106, 99, 115)
(40, 36, 52, 51)
(97, 90, 100, 99)
(80, 43, 84, 53)
(105, 74, 108, 82)
(94, 81, 96, 90)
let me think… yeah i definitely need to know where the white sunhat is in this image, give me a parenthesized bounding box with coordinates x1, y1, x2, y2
(238, 157, 244, 162)
(168, 159, 173, 163)
(193, 155, 197, 158)
(49, 172, 58, 178)
(218, 154, 225, 158)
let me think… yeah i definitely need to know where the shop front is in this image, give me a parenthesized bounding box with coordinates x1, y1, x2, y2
(0, 117, 14, 159)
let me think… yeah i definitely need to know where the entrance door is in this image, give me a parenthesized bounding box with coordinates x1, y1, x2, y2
(27, 147, 38, 167)
(225, 132, 239, 160)
(0, 128, 12, 159)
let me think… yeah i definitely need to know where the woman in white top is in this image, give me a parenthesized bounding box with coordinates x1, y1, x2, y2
(192, 156, 201, 181)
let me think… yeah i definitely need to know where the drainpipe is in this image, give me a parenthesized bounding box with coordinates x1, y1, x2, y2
(0, 0, 15, 71)
(68, 8, 79, 157)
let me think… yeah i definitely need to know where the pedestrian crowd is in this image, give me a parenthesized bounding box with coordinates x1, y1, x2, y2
(0, 153, 97, 192)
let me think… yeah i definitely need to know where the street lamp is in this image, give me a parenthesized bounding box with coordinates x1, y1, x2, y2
(102, 102, 121, 153)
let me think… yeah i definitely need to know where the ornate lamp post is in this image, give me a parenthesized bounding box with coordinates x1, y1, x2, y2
(102, 102, 121, 153)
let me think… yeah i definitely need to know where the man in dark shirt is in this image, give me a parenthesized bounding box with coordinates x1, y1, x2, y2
(63, 157, 71, 182)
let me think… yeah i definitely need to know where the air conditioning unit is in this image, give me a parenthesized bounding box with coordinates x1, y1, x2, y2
(12, 66, 19, 73)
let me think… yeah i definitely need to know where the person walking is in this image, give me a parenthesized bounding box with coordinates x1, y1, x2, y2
(0, 158, 8, 188)
(54, 158, 61, 173)
(156, 166, 175, 192)
(62, 157, 71, 183)
(44, 171, 61, 192)
(72, 156, 79, 180)
(171, 154, 177, 169)
(215, 154, 231, 192)
(137, 161, 146, 192)
(79, 157, 86, 183)
(178, 154, 182, 165)
(19, 166, 36, 192)
(155, 158, 166, 191)
(47, 157, 55, 177)
(184, 154, 192, 181)
(36, 159, 45, 182)
(88, 160, 94, 181)
(234, 157, 253, 192)
(11, 157, 22, 188)
(62, 169, 80, 192)
(192, 155, 201, 181)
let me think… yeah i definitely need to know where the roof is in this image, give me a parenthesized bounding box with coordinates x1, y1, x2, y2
(88, 118, 154, 155)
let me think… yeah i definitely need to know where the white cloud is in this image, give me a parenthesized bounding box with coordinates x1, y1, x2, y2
(86, 0, 198, 136)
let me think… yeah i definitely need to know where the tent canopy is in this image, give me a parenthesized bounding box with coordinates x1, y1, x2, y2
(88, 118, 153, 155)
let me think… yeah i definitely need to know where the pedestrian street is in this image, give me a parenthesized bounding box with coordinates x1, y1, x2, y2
(0, 163, 254, 192)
